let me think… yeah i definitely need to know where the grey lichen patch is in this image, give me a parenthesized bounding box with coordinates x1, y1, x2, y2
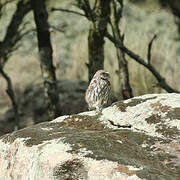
(53, 158, 87, 180)
(112, 97, 157, 112)
(111, 101, 127, 112)
(167, 108, 180, 120)
(154, 141, 180, 166)
(0, 122, 66, 147)
(156, 124, 180, 139)
(137, 167, 176, 180)
(125, 97, 156, 107)
(150, 101, 171, 113)
(63, 129, 149, 161)
(61, 129, 179, 178)
(145, 114, 162, 124)
(145, 107, 180, 138)
(61, 114, 106, 130)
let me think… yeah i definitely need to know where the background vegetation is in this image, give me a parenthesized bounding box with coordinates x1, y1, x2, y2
(0, 0, 179, 134)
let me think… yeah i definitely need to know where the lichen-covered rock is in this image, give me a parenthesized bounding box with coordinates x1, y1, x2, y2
(0, 93, 179, 180)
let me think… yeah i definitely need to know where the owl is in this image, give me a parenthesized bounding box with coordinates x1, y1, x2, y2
(85, 70, 111, 112)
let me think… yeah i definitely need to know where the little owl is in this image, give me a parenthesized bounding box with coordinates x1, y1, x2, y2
(85, 70, 111, 112)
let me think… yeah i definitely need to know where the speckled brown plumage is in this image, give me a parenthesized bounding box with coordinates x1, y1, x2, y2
(85, 70, 111, 112)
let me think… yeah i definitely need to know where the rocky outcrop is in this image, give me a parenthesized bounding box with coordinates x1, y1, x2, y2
(0, 93, 179, 180)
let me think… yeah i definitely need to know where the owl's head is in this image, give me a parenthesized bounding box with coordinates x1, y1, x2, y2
(95, 70, 110, 80)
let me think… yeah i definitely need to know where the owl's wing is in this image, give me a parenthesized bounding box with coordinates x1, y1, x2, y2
(97, 80, 111, 99)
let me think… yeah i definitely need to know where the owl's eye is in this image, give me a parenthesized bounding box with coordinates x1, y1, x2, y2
(101, 74, 108, 80)
(102, 72, 110, 78)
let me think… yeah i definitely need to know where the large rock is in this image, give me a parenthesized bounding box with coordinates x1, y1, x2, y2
(0, 93, 179, 180)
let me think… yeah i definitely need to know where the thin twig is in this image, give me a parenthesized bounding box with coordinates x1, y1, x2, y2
(93, 0, 98, 11)
(0, 0, 31, 66)
(0, 65, 20, 130)
(83, 0, 95, 21)
(105, 31, 179, 93)
(147, 34, 157, 64)
(49, 25, 65, 33)
(51, 7, 86, 17)
(3, 29, 35, 57)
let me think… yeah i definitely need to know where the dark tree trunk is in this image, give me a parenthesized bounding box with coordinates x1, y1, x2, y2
(88, 24, 104, 81)
(110, 0, 133, 99)
(88, 0, 111, 81)
(31, 0, 61, 120)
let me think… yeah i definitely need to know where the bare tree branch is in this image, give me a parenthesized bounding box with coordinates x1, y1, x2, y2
(49, 25, 65, 33)
(93, 0, 98, 11)
(0, 65, 20, 130)
(105, 31, 179, 93)
(0, 0, 31, 66)
(75, 0, 95, 21)
(51, 7, 86, 17)
(10, 28, 34, 53)
(83, 0, 94, 21)
(147, 34, 157, 64)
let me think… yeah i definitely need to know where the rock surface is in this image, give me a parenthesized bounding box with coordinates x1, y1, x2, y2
(0, 93, 180, 180)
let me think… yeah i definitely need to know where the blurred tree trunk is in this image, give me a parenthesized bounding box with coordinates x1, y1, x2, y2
(110, 0, 133, 99)
(159, 0, 180, 39)
(87, 0, 111, 81)
(88, 24, 104, 81)
(31, 0, 61, 120)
